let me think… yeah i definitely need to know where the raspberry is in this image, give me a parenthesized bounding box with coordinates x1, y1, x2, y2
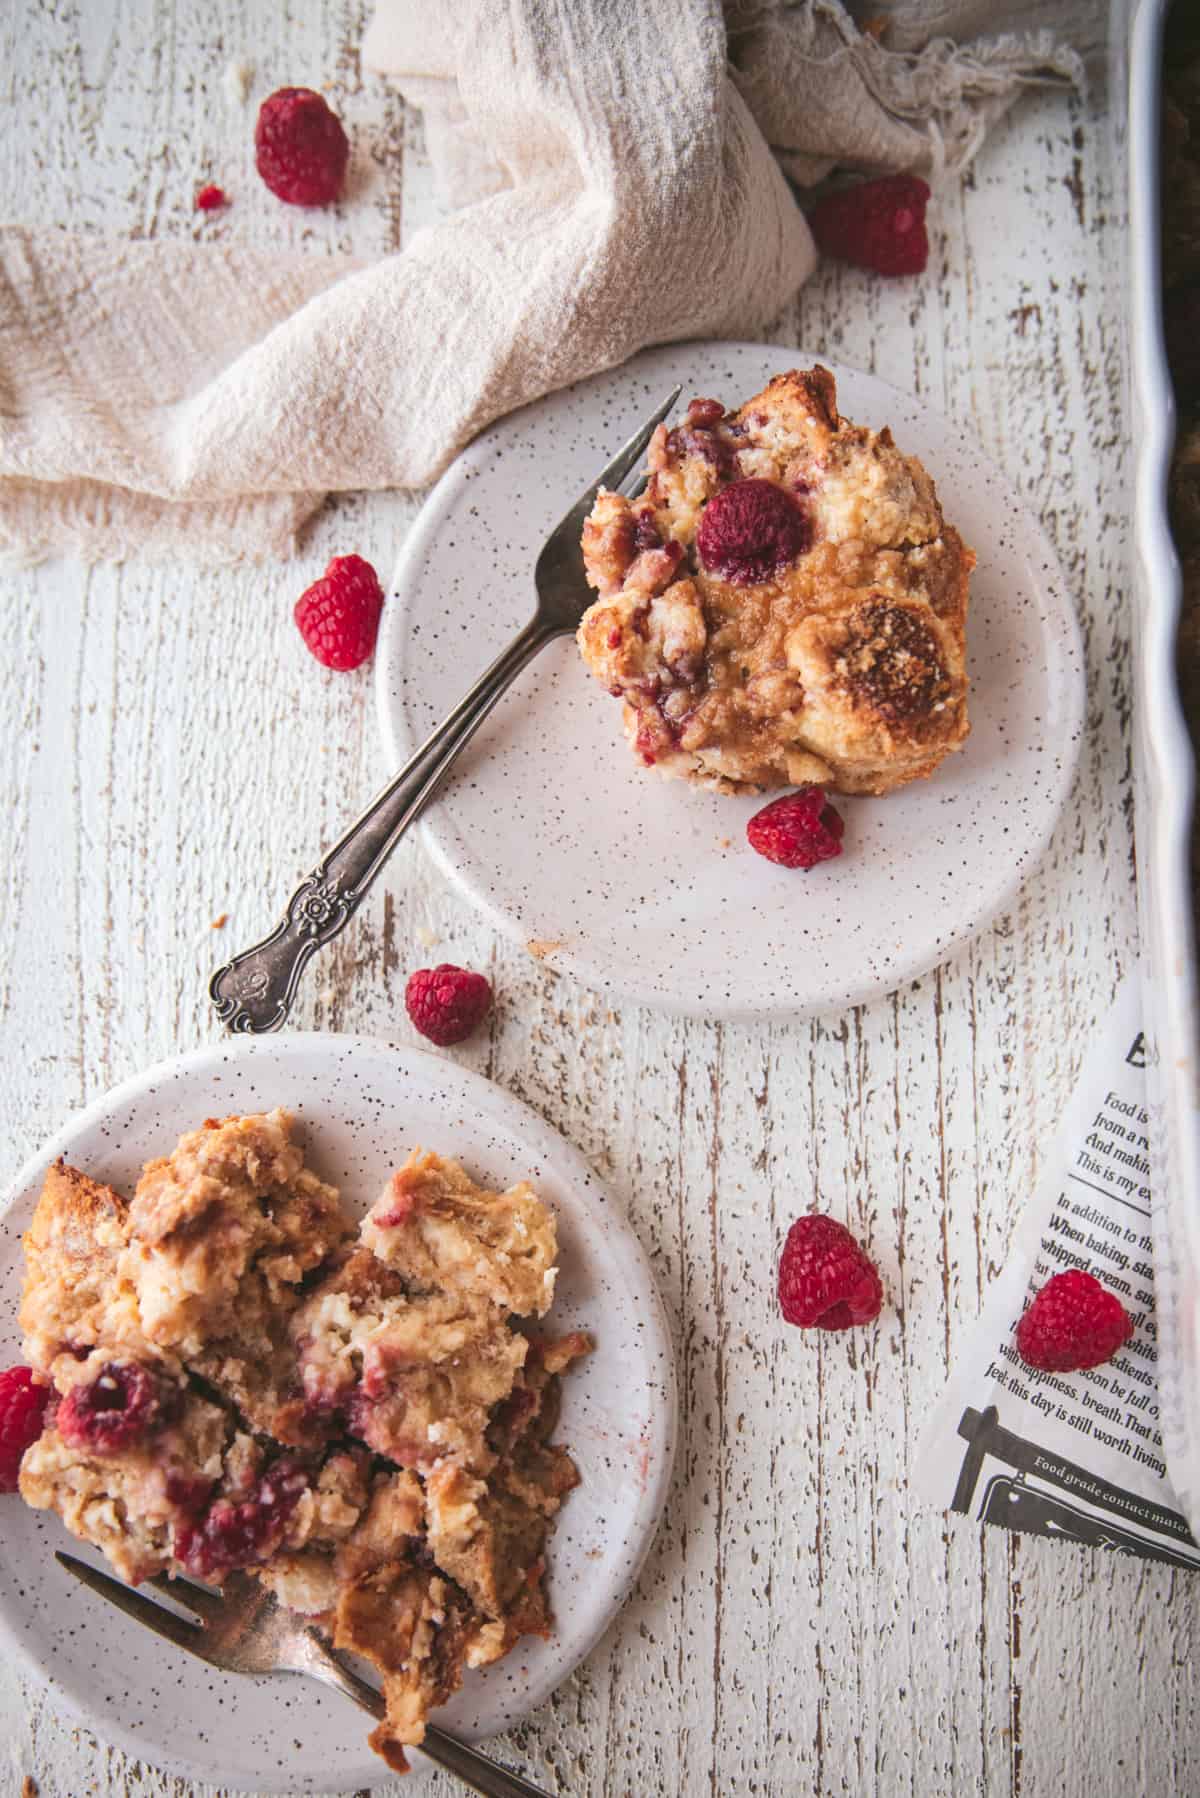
(697, 478, 810, 585)
(405, 964, 493, 1047)
(0, 1367, 50, 1491)
(809, 174, 930, 277)
(294, 554, 384, 671)
(1015, 1270, 1134, 1373)
(254, 87, 349, 206)
(175, 1459, 309, 1578)
(778, 1215, 883, 1330)
(57, 1360, 176, 1454)
(747, 787, 845, 869)
(195, 183, 228, 211)
(685, 397, 726, 427)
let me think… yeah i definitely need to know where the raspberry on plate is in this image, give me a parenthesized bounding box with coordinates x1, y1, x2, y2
(294, 554, 384, 671)
(0, 1366, 50, 1492)
(778, 1214, 883, 1330)
(1015, 1269, 1134, 1373)
(809, 174, 931, 277)
(254, 86, 349, 206)
(747, 787, 845, 869)
(406, 964, 493, 1047)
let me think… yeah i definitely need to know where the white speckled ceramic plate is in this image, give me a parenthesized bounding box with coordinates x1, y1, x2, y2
(378, 342, 1085, 1017)
(0, 1036, 675, 1794)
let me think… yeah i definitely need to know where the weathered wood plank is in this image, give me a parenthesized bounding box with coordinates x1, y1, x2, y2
(2, 6, 1193, 1796)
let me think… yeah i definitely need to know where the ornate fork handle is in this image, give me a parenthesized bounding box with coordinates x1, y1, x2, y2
(210, 617, 555, 1033)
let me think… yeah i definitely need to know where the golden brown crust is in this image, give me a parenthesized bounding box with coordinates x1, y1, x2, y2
(577, 365, 973, 797)
(124, 1109, 349, 1356)
(20, 1161, 136, 1373)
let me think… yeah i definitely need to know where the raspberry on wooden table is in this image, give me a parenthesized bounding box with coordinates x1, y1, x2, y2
(809, 174, 931, 277)
(0, 1367, 49, 1492)
(406, 964, 493, 1047)
(746, 787, 845, 869)
(254, 86, 349, 206)
(294, 555, 385, 671)
(778, 1214, 883, 1330)
(1015, 1269, 1134, 1373)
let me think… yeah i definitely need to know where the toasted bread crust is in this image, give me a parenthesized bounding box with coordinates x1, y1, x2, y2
(20, 1160, 133, 1371)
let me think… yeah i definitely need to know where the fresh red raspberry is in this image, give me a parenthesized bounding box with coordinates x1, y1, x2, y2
(1015, 1270, 1134, 1373)
(405, 964, 493, 1047)
(294, 554, 384, 671)
(195, 183, 229, 211)
(778, 1214, 884, 1330)
(57, 1360, 176, 1454)
(747, 787, 845, 870)
(254, 87, 349, 206)
(697, 478, 810, 585)
(0, 1367, 50, 1491)
(809, 174, 931, 277)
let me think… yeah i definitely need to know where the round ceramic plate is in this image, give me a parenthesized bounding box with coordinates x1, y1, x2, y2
(0, 1037, 675, 1794)
(377, 342, 1085, 1017)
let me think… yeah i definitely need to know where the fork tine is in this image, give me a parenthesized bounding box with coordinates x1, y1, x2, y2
(565, 385, 680, 519)
(144, 1569, 227, 1622)
(534, 386, 682, 601)
(593, 385, 680, 494)
(56, 1552, 210, 1658)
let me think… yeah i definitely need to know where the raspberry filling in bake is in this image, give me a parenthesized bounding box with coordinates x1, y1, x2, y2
(174, 1458, 311, 1579)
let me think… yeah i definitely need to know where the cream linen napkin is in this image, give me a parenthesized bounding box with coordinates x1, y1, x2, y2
(0, 0, 1096, 565)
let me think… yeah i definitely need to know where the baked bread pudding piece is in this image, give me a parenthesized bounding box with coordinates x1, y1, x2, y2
(363, 1149, 558, 1317)
(577, 366, 973, 795)
(14, 1116, 587, 1773)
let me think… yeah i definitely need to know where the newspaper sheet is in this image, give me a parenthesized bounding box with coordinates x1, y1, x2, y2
(916, 975, 1200, 1568)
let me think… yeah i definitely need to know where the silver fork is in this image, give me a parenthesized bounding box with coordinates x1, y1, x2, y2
(209, 388, 681, 1033)
(56, 1551, 555, 1797)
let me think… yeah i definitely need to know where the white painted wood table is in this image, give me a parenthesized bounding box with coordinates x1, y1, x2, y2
(2, 7, 1195, 1797)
